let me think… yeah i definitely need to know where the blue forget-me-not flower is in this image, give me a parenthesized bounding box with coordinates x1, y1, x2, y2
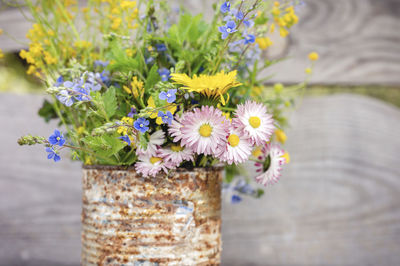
(158, 68, 171, 82)
(218, 20, 237, 39)
(159, 89, 177, 103)
(134, 117, 150, 133)
(158, 111, 173, 125)
(220, 1, 231, 13)
(48, 129, 66, 146)
(46, 147, 61, 162)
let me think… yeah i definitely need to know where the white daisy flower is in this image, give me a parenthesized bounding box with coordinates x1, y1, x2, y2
(179, 106, 229, 156)
(254, 143, 287, 186)
(159, 144, 194, 167)
(216, 125, 253, 165)
(233, 100, 275, 146)
(136, 130, 165, 156)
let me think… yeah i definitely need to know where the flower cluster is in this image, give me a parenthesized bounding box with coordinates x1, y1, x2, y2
(16, 0, 318, 201)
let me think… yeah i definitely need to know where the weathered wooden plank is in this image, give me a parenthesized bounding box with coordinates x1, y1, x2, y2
(1, 0, 400, 85)
(0, 93, 399, 265)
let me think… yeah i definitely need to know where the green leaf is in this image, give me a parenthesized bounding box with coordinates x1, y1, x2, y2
(145, 64, 159, 90)
(225, 165, 240, 183)
(38, 100, 57, 122)
(103, 87, 117, 118)
(82, 133, 125, 159)
(256, 189, 265, 198)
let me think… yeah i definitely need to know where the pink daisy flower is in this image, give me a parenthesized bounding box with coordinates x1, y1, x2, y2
(159, 144, 194, 167)
(233, 100, 275, 146)
(254, 143, 287, 186)
(168, 113, 186, 143)
(136, 130, 165, 156)
(216, 124, 253, 165)
(135, 151, 174, 177)
(179, 106, 229, 156)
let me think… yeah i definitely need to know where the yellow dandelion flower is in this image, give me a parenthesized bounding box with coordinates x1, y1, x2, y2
(170, 70, 241, 105)
(305, 67, 312, 74)
(0, 48, 4, 59)
(0, 29, 3, 35)
(308, 52, 319, 61)
(275, 129, 287, 144)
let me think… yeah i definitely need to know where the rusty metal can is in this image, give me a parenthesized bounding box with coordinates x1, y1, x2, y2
(81, 165, 223, 265)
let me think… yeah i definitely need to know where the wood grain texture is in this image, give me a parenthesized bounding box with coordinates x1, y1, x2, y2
(0, 93, 399, 265)
(1, 0, 400, 85)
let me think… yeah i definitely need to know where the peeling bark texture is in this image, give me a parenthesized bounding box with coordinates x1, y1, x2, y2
(81, 165, 223, 266)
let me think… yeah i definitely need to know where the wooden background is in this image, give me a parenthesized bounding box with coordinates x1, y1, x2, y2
(1, 0, 400, 265)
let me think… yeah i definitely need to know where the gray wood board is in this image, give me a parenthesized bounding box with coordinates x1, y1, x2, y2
(0, 93, 400, 265)
(1, 0, 400, 85)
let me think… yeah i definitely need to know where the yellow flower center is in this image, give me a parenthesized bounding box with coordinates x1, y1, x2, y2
(199, 124, 213, 137)
(150, 157, 162, 165)
(249, 116, 261, 128)
(171, 145, 184, 152)
(228, 134, 240, 147)
(252, 147, 263, 157)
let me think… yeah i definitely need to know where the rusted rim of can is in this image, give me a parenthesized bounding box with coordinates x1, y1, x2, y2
(82, 164, 224, 173)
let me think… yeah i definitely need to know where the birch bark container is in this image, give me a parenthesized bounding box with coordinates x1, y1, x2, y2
(81, 165, 222, 265)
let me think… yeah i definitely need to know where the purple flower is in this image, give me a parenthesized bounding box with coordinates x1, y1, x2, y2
(134, 117, 150, 133)
(156, 44, 167, 52)
(145, 57, 155, 64)
(231, 9, 244, 20)
(158, 111, 173, 125)
(46, 147, 61, 162)
(220, 1, 231, 13)
(231, 194, 242, 204)
(94, 60, 109, 68)
(127, 107, 137, 118)
(218, 20, 237, 39)
(159, 89, 177, 103)
(48, 129, 66, 146)
(243, 19, 254, 28)
(119, 135, 131, 145)
(74, 85, 91, 101)
(56, 90, 74, 107)
(243, 34, 255, 44)
(158, 68, 170, 82)
(54, 76, 64, 87)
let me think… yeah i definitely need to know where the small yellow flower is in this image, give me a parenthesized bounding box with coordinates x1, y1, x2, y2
(26, 65, 37, 75)
(0, 29, 3, 35)
(126, 48, 134, 57)
(275, 129, 287, 144)
(281, 152, 290, 164)
(308, 52, 319, 61)
(274, 1, 280, 7)
(255, 37, 273, 50)
(111, 17, 122, 30)
(274, 83, 284, 93)
(272, 7, 280, 16)
(121, 0, 136, 9)
(85, 156, 93, 165)
(305, 67, 312, 74)
(117, 117, 134, 135)
(279, 27, 289, 37)
(0, 48, 4, 59)
(270, 23, 275, 33)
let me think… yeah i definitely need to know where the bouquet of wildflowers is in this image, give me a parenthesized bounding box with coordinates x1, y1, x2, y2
(16, 0, 317, 200)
